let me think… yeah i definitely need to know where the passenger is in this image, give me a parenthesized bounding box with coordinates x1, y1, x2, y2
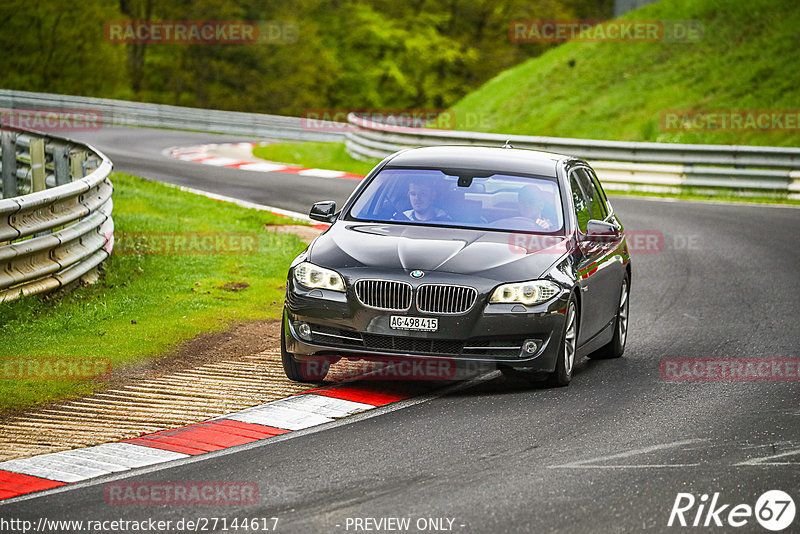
(518, 185, 555, 231)
(403, 178, 450, 222)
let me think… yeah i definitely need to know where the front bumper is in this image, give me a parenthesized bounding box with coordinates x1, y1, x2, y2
(284, 273, 570, 374)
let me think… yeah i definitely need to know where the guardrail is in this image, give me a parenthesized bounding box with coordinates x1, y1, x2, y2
(345, 114, 800, 198)
(0, 127, 114, 302)
(4, 91, 798, 198)
(0, 89, 347, 143)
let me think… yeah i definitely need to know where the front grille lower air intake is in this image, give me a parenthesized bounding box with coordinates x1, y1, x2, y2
(354, 280, 413, 311)
(416, 284, 477, 314)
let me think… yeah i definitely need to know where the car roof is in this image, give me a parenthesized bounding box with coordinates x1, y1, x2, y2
(383, 145, 569, 177)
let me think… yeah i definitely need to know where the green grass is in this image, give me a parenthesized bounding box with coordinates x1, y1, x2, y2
(447, 0, 800, 146)
(607, 188, 800, 206)
(253, 142, 380, 176)
(0, 172, 308, 413)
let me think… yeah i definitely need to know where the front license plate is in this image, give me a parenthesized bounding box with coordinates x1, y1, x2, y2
(390, 316, 438, 332)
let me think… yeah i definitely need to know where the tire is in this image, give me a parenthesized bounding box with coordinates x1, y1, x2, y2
(498, 365, 545, 383)
(588, 272, 630, 360)
(281, 314, 328, 382)
(543, 295, 578, 387)
(500, 294, 578, 388)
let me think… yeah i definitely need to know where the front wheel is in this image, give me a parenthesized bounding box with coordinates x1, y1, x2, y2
(281, 314, 328, 382)
(543, 295, 578, 387)
(500, 294, 578, 388)
(588, 272, 630, 360)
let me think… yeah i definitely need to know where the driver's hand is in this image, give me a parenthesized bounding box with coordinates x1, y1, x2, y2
(536, 218, 551, 230)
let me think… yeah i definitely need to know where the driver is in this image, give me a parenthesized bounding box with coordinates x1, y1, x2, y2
(518, 185, 555, 231)
(403, 177, 450, 222)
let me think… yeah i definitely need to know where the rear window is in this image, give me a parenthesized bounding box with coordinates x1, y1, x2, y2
(347, 168, 564, 233)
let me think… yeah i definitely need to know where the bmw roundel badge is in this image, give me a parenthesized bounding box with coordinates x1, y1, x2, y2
(410, 270, 424, 279)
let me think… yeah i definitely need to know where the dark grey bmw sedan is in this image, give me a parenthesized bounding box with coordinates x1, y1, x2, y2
(282, 145, 631, 387)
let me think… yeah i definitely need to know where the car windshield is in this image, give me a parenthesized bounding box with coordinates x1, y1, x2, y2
(347, 168, 564, 233)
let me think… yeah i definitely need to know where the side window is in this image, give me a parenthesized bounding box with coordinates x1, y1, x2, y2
(574, 168, 607, 221)
(569, 171, 591, 233)
(585, 167, 611, 217)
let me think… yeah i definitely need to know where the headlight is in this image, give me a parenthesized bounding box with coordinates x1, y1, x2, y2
(293, 262, 345, 292)
(490, 280, 560, 305)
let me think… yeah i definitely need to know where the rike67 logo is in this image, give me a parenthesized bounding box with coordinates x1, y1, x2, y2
(668, 490, 795, 531)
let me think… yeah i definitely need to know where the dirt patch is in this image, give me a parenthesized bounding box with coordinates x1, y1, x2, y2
(0, 338, 312, 462)
(266, 224, 323, 244)
(109, 318, 282, 383)
(220, 281, 250, 292)
(0, 319, 284, 425)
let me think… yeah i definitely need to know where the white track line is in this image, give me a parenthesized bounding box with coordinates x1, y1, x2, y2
(548, 438, 709, 469)
(735, 448, 800, 466)
(163, 182, 316, 223)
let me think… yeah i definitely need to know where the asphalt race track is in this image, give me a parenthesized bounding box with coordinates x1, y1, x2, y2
(69, 128, 360, 213)
(3, 128, 798, 533)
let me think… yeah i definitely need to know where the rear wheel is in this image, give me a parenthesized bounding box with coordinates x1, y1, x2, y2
(281, 314, 328, 382)
(589, 272, 629, 360)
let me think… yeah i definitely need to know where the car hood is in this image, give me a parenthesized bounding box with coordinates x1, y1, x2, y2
(308, 222, 570, 280)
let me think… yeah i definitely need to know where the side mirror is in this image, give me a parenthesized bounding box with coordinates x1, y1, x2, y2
(310, 201, 337, 223)
(586, 219, 619, 237)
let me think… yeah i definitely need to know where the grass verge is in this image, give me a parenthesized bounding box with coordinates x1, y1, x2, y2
(253, 141, 379, 176)
(0, 172, 308, 413)
(606, 188, 800, 206)
(448, 0, 800, 147)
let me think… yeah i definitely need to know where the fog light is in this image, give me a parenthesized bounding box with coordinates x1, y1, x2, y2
(522, 339, 540, 355)
(295, 322, 312, 341)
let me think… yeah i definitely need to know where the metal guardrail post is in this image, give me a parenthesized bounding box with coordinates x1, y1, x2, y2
(1, 131, 17, 199)
(53, 145, 70, 186)
(70, 149, 86, 179)
(29, 137, 46, 192)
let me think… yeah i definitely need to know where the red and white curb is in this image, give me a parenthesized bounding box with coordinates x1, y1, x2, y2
(169, 143, 364, 180)
(0, 382, 422, 501)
